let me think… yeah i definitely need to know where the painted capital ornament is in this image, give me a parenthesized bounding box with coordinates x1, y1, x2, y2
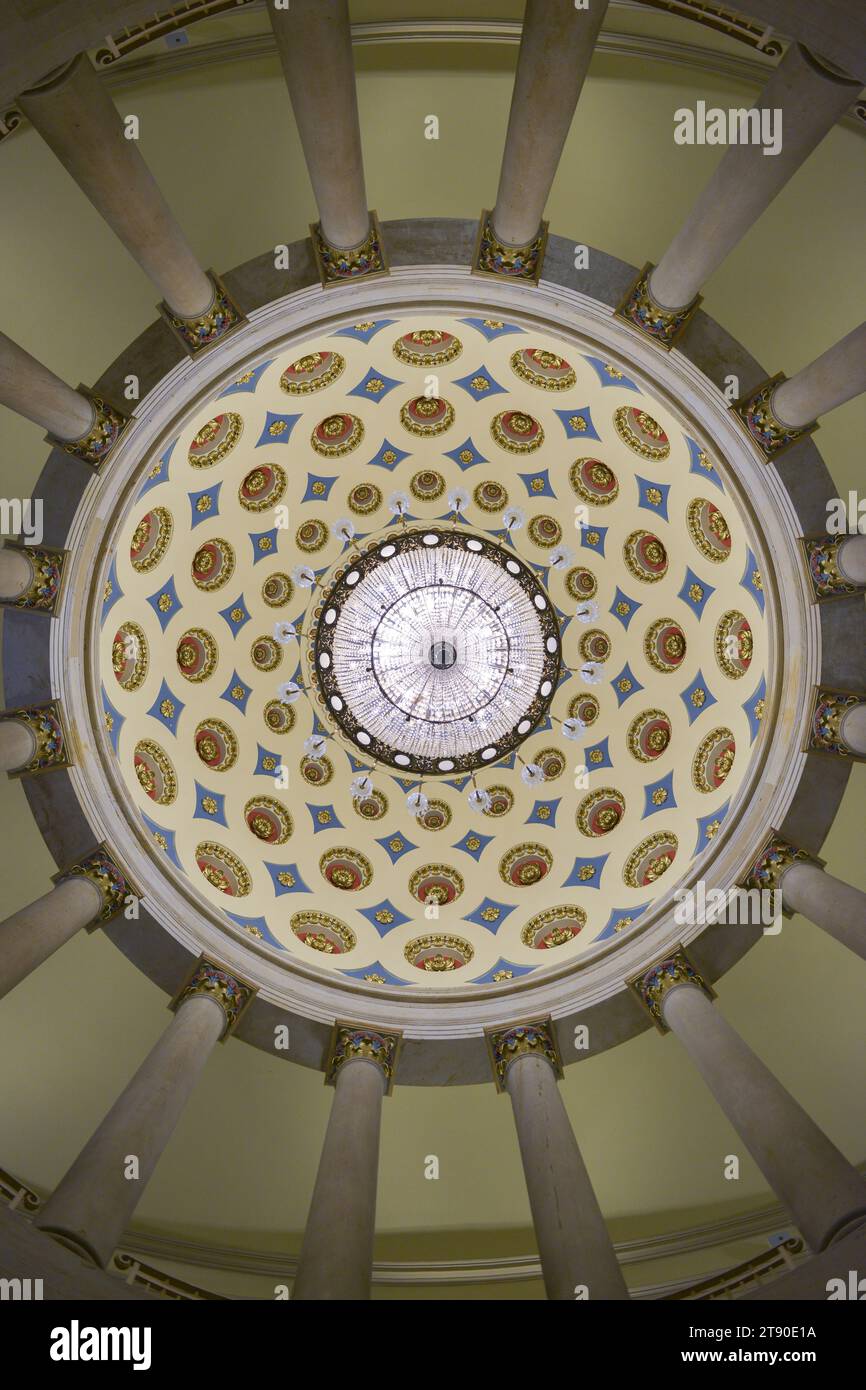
(311, 213, 388, 286)
(473, 210, 548, 283)
(486, 1017, 562, 1092)
(47, 391, 128, 468)
(800, 536, 866, 602)
(732, 374, 816, 461)
(743, 833, 816, 897)
(0, 544, 67, 613)
(615, 263, 701, 349)
(806, 688, 866, 760)
(160, 271, 244, 355)
(54, 845, 135, 926)
(631, 949, 714, 1033)
(325, 1022, 402, 1093)
(0, 701, 70, 775)
(171, 958, 255, 1038)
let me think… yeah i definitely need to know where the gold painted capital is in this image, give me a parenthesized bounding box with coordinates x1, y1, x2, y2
(631, 948, 714, 1034)
(160, 270, 245, 356)
(471, 210, 547, 284)
(615, 262, 701, 349)
(485, 1017, 562, 1092)
(311, 213, 389, 287)
(170, 957, 255, 1039)
(53, 843, 136, 926)
(1, 701, 70, 776)
(324, 1021, 402, 1093)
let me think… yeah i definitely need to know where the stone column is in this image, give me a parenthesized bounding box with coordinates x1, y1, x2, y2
(0, 331, 94, 439)
(19, 55, 214, 320)
(0, 846, 131, 1002)
(746, 833, 866, 962)
(0, 331, 126, 466)
(35, 962, 253, 1267)
(268, 1, 384, 282)
(634, 954, 866, 1251)
(487, 1020, 628, 1300)
(837, 536, 866, 586)
(0, 547, 37, 602)
(840, 702, 866, 755)
(618, 44, 860, 344)
(293, 1025, 401, 1301)
(0, 718, 36, 773)
(772, 322, 866, 427)
(475, 0, 609, 279)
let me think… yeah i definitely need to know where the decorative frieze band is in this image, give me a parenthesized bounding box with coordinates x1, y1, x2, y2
(615, 262, 701, 349)
(1, 701, 70, 776)
(324, 1022, 402, 1093)
(159, 270, 245, 354)
(53, 844, 136, 926)
(806, 687, 866, 760)
(472, 209, 547, 283)
(311, 213, 389, 287)
(46, 391, 129, 469)
(732, 374, 817, 461)
(486, 1017, 562, 1092)
(631, 949, 715, 1034)
(170, 958, 255, 1039)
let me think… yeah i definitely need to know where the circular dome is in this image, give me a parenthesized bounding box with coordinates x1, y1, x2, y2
(311, 527, 561, 773)
(82, 296, 774, 1000)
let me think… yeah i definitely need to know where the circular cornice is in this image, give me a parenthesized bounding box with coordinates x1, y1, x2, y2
(7, 221, 845, 1080)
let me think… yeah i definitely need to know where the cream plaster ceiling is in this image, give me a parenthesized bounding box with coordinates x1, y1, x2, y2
(99, 314, 767, 990)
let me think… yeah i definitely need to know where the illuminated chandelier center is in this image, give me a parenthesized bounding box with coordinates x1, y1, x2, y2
(311, 529, 562, 774)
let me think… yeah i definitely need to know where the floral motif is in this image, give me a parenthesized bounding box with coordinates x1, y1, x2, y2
(692, 727, 736, 791)
(623, 832, 678, 887)
(404, 934, 474, 971)
(188, 412, 243, 467)
(133, 739, 177, 804)
(320, 847, 373, 891)
(280, 350, 345, 393)
(510, 347, 576, 390)
(400, 396, 455, 436)
(490, 409, 544, 453)
(393, 329, 462, 366)
(499, 843, 553, 887)
(613, 406, 671, 460)
(291, 910, 356, 953)
(521, 906, 586, 949)
(195, 842, 251, 896)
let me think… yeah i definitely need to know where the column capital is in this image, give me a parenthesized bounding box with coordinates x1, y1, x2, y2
(471, 210, 547, 284)
(324, 1021, 402, 1093)
(0, 543, 67, 613)
(743, 832, 821, 896)
(799, 535, 866, 601)
(159, 270, 245, 355)
(731, 374, 816, 461)
(631, 949, 714, 1034)
(170, 957, 255, 1040)
(52, 843, 137, 926)
(806, 687, 866, 761)
(310, 213, 389, 287)
(615, 262, 701, 349)
(46, 389, 128, 469)
(486, 1017, 562, 1092)
(1, 701, 70, 776)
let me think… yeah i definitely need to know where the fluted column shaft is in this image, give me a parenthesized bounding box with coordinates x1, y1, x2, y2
(491, 0, 609, 246)
(0, 331, 94, 440)
(0, 718, 36, 772)
(0, 877, 101, 1001)
(650, 44, 860, 309)
(505, 1053, 627, 1300)
(35, 994, 225, 1266)
(772, 322, 866, 427)
(19, 55, 214, 318)
(782, 861, 866, 961)
(0, 548, 32, 600)
(837, 536, 866, 585)
(268, 0, 369, 250)
(661, 982, 866, 1250)
(293, 1058, 385, 1300)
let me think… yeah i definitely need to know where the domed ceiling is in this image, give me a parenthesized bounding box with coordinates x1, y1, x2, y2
(97, 313, 767, 989)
